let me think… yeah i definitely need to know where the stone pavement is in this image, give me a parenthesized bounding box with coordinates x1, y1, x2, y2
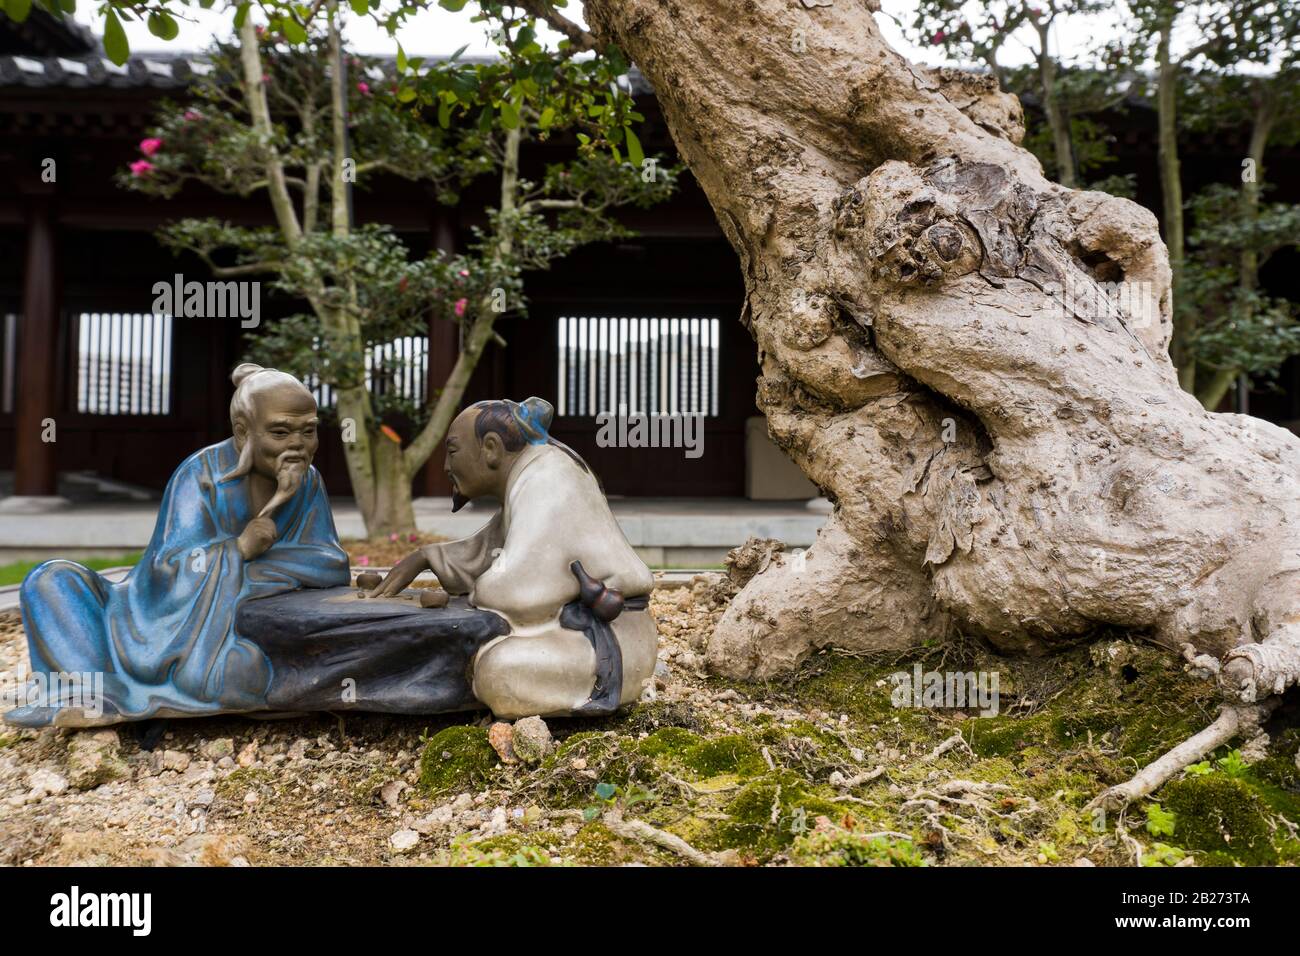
(0, 495, 830, 568)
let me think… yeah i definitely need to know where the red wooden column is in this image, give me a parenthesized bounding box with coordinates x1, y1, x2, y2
(423, 209, 460, 497)
(9, 196, 63, 505)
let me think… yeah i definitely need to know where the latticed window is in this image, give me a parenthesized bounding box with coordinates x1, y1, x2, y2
(556, 316, 720, 417)
(306, 335, 429, 410)
(75, 312, 174, 416)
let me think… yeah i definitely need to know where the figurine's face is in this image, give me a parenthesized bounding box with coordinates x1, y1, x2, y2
(242, 385, 319, 480)
(445, 408, 515, 511)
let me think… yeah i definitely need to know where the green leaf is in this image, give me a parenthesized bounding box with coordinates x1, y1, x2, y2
(281, 17, 308, 44)
(348, 0, 367, 15)
(447, 43, 468, 62)
(5, 0, 33, 22)
(437, 99, 451, 129)
(594, 782, 617, 801)
(624, 126, 644, 167)
(1217, 749, 1248, 778)
(396, 87, 416, 103)
(396, 43, 407, 74)
(147, 12, 179, 41)
(233, 2, 250, 29)
(1144, 802, 1176, 838)
(581, 806, 600, 822)
(59, 0, 77, 13)
(102, 7, 129, 66)
(499, 99, 520, 129)
(438, 0, 468, 10)
(538, 106, 555, 130)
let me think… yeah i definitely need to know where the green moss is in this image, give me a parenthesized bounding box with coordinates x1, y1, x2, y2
(447, 832, 566, 867)
(963, 643, 1215, 765)
(418, 726, 499, 795)
(570, 823, 633, 866)
(678, 735, 767, 777)
(790, 826, 926, 867)
(0, 734, 16, 749)
(1161, 776, 1279, 866)
(632, 727, 703, 760)
(753, 719, 852, 758)
(703, 770, 845, 858)
(771, 653, 924, 728)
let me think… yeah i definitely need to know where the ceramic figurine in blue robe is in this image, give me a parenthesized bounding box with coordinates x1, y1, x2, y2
(7, 365, 351, 727)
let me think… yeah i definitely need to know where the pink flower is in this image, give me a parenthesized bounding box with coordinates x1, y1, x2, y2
(262, 73, 270, 84)
(130, 159, 154, 178)
(388, 533, 398, 542)
(408, 533, 418, 542)
(357, 555, 370, 567)
(139, 137, 163, 156)
(931, 29, 945, 44)
(458, 269, 469, 277)
(357, 81, 371, 95)
(183, 110, 202, 122)
(454, 298, 467, 318)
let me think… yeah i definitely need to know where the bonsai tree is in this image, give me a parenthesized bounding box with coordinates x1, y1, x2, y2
(42, 0, 1300, 805)
(121, 2, 676, 534)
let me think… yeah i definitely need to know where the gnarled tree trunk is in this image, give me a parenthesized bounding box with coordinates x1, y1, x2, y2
(582, 0, 1300, 704)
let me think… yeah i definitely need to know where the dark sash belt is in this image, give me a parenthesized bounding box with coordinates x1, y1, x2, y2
(565, 560, 648, 715)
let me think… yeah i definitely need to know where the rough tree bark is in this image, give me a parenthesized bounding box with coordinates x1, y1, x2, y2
(574, 0, 1300, 715)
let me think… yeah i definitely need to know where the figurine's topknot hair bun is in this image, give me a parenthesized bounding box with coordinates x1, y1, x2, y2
(516, 396, 554, 444)
(227, 364, 313, 432)
(231, 362, 267, 388)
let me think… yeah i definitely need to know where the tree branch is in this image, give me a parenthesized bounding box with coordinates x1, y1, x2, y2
(517, 1, 598, 52)
(237, 17, 303, 247)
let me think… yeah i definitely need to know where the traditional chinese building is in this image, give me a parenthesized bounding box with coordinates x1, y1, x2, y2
(2, 10, 1298, 513)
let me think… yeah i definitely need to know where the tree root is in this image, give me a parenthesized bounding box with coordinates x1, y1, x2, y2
(921, 733, 972, 764)
(601, 808, 719, 867)
(1089, 699, 1280, 811)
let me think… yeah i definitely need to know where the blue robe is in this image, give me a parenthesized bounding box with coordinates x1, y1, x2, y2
(9, 438, 350, 726)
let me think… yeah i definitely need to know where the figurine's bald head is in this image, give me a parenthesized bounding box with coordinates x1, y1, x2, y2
(222, 364, 319, 486)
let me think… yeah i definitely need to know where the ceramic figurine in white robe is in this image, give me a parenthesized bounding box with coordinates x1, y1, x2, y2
(368, 398, 659, 719)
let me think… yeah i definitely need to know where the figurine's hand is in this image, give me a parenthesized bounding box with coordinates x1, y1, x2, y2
(368, 550, 429, 598)
(237, 516, 278, 561)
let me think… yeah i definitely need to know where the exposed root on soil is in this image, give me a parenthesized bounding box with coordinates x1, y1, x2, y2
(1090, 699, 1279, 811)
(601, 808, 719, 867)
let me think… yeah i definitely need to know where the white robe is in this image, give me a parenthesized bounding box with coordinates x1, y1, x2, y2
(421, 443, 658, 717)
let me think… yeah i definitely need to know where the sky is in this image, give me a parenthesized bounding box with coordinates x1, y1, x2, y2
(71, 1, 1191, 69)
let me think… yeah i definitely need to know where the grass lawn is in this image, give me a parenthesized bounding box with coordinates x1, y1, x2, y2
(0, 553, 143, 588)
